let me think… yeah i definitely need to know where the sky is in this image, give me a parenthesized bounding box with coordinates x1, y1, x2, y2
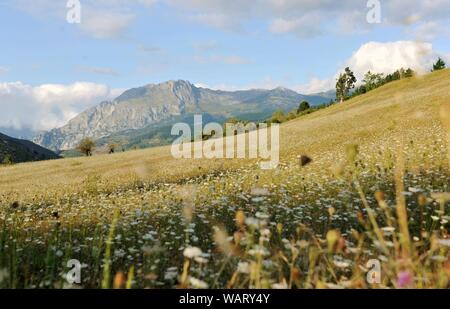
(0, 0, 450, 132)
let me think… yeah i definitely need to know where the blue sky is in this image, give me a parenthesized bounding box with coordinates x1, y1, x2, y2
(0, 0, 449, 131)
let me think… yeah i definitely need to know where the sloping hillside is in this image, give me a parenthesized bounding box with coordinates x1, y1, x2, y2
(0, 69, 449, 289)
(1, 69, 449, 195)
(33, 80, 332, 151)
(0, 132, 59, 164)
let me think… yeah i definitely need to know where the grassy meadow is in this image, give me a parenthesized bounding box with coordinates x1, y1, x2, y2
(0, 69, 449, 289)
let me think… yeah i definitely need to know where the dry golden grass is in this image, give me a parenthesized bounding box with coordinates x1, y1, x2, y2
(0, 69, 449, 289)
(1, 69, 449, 199)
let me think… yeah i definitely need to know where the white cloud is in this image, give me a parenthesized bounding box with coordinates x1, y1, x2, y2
(196, 40, 446, 94)
(0, 82, 122, 131)
(410, 21, 450, 41)
(7, 0, 450, 39)
(346, 41, 436, 79)
(80, 9, 134, 39)
(402, 14, 421, 25)
(166, 0, 450, 38)
(7, 0, 155, 39)
(269, 13, 322, 38)
(411, 22, 440, 41)
(189, 13, 240, 31)
(295, 77, 334, 94)
(0, 67, 9, 75)
(297, 40, 446, 94)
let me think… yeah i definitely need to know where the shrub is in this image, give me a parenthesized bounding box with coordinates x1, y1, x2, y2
(297, 101, 310, 113)
(269, 110, 286, 123)
(432, 57, 446, 71)
(1, 154, 13, 165)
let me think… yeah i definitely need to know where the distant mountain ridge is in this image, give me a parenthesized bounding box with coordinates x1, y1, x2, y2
(33, 80, 333, 151)
(0, 132, 59, 163)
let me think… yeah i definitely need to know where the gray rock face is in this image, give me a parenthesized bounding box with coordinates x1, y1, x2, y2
(34, 80, 196, 150)
(33, 80, 331, 151)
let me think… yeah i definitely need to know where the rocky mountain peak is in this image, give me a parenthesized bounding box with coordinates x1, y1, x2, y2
(33, 80, 332, 151)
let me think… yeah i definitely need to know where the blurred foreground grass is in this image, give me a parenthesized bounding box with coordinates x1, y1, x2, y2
(0, 69, 449, 288)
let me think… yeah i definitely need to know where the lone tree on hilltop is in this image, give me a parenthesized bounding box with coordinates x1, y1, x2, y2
(432, 57, 446, 71)
(77, 138, 95, 156)
(336, 67, 357, 103)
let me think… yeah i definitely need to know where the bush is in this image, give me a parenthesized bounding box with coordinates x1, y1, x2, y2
(108, 143, 117, 154)
(432, 57, 446, 71)
(1, 154, 13, 165)
(269, 110, 286, 124)
(297, 101, 310, 113)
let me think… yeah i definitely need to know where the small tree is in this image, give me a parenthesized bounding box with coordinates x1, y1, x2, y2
(363, 71, 384, 91)
(336, 67, 357, 103)
(336, 74, 347, 103)
(77, 138, 95, 156)
(404, 68, 415, 77)
(270, 110, 286, 124)
(286, 110, 298, 121)
(345, 67, 357, 91)
(107, 143, 116, 154)
(353, 85, 367, 96)
(1, 154, 13, 165)
(432, 58, 446, 71)
(297, 101, 311, 113)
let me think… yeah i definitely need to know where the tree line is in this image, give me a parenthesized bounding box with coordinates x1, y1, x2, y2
(335, 57, 446, 104)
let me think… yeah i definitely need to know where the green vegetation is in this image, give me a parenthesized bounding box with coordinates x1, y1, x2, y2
(269, 110, 286, 124)
(433, 57, 446, 72)
(1, 154, 13, 166)
(0, 132, 59, 163)
(0, 69, 449, 289)
(336, 67, 357, 103)
(297, 101, 311, 113)
(266, 100, 334, 125)
(353, 68, 415, 98)
(77, 138, 96, 156)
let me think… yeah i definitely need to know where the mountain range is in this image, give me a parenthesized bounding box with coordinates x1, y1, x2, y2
(33, 80, 334, 151)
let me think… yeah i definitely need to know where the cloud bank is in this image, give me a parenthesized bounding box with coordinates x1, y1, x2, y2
(7, 0, 450, 40)
(298, 40, 447, 94)
(167, 0, 450, 39)
(0, 82, 123, 131)
(196, 40, 449, 94)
